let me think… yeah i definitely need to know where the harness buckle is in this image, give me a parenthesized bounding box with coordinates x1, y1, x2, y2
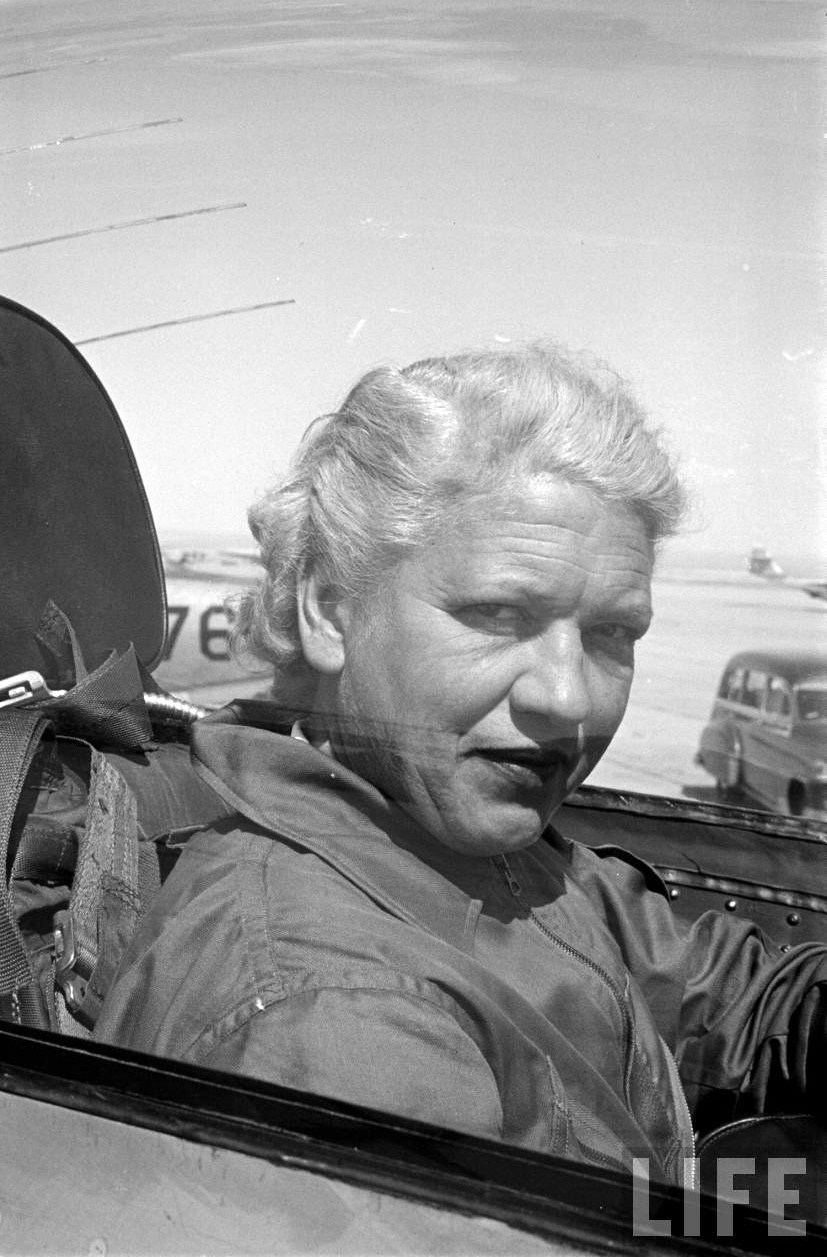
(0, 670, 66, 709)
(53, 910, 89, 1011)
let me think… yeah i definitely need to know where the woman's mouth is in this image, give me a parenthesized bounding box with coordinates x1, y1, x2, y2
(471, 747, 573, 790)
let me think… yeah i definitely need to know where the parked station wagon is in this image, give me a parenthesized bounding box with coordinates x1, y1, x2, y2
(697, 649, 827, 818)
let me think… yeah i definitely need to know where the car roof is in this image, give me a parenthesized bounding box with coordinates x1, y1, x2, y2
(723, 649, 827, 684)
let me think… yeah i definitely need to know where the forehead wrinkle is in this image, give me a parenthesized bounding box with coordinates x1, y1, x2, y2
(448, 487, 645, 554)
(411, 480, 654, 603)
(430, 554, 652, 640)
(435, 555, 652, 621)
(444, 524, 652, 584)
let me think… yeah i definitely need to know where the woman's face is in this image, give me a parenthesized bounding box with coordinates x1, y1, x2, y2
(325, 478, 654, 856)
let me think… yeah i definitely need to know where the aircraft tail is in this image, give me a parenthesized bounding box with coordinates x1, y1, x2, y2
(746, 546, 786, 580)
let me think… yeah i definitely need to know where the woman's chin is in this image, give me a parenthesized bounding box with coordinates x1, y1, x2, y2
(428, 793, 557, 858)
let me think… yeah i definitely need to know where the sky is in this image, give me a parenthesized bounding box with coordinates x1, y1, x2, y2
(2, 0, 824, 560)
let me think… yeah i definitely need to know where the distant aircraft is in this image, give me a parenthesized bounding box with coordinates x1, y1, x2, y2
(154, 548, 272, 705)
(747, 546, 827, 603)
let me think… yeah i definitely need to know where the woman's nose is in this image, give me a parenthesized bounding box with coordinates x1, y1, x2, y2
(508, 626, 591, 732)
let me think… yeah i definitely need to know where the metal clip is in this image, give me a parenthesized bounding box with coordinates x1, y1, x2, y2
(53, 910, 88, 1012)
(0, 670, 66, 709)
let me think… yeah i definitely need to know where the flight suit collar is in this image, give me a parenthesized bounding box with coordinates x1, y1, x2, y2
(190, 719, 488, 952)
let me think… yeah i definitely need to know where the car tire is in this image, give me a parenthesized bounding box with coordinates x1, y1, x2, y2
(787, 779, 807, 817)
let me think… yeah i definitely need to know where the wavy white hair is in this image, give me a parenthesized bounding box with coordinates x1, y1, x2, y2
(233, 342, 686, 700)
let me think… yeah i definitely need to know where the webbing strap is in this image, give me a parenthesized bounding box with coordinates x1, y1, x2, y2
(59, 749, 139, 1028)
(0, 709, 49, 995)
(54, 648, 154, 750)
(35, 599, 89, 688)
(37, 601, 154, 749)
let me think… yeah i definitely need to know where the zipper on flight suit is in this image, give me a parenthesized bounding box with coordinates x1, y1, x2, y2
(492, 852, 696, 1172)
(493, 853, 636, 1106)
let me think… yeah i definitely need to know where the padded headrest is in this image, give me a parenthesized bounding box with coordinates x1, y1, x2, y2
(0, 295, 166, 683)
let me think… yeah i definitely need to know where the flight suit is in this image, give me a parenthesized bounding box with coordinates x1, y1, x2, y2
(96, 718, 827, 1184)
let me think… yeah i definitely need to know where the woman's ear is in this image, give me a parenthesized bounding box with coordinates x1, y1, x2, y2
(297, 568, 349, 675)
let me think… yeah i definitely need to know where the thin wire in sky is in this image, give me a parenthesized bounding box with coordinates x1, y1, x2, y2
(75, 300, 297, 345)
(0, 201, 246, 254)
(0, 116, 183, 157)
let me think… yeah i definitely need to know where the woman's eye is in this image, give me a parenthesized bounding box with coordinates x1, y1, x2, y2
(598, 624, 631, 640)
(459, 603, 527, 632)
(589, 623, 639, 647)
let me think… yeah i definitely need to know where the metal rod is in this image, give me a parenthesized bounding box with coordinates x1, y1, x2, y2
(0, 117, 183, 158)
(0, 201, 246, 254)
(75, 299, 297, 345)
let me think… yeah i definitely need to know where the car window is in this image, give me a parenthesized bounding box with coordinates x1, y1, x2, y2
(742, 671, 768, 711)
(728, 669, 746, 706)
(719, 667, 744, 704)
(796, 685, 827, 723)
(764, 678, 792, 722)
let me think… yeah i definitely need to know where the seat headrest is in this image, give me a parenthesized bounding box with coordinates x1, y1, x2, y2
(0, 295, 166, 683)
